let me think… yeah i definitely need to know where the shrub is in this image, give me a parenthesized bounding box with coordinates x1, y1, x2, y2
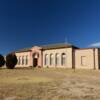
(6, 53, 18, 69)
(0, 54, 5, 67)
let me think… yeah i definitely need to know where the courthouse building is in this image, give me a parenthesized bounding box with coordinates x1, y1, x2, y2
(15, 43, 100, 69)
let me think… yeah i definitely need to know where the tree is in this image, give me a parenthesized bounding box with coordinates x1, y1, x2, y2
(0, 54, 5, 67)
(6, 53, 18, 69)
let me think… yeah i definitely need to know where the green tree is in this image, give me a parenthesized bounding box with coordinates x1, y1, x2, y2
(6, 53, 18, 69)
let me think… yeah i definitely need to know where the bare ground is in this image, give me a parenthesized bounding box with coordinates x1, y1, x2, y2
(0, 68, 100, 100)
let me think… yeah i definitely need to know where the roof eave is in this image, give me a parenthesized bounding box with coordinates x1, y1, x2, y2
(15, 50, 32, 53)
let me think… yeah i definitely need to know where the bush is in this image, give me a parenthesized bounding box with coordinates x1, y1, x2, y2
(0, 54, 5, 67)
(6, 53, 18, 69)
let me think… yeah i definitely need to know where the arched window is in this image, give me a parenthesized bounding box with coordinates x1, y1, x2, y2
(61, 53, 66, 66)
(55, 53, 59, 66)
(26, 56, 28, 65)
(22, 56, 24, 65)
(17, 57, 19, 65)
(45, 54, 48, 65)
(18, 57, 21, 65)
(50, 54, 53, 65)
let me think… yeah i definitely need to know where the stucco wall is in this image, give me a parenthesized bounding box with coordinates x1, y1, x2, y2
(15, 46, 43, 67)
(43, 48, 72, 68)
(75, 48, 99, 69)
(15, 46, 100, 70)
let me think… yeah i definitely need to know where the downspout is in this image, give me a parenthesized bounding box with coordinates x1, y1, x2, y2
(41, 49, 43, 68)
(98, 49, 100, 69)
(72, 48, 75, 69)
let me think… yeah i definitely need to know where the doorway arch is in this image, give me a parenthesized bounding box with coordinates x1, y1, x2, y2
(32, 53, 39, 67)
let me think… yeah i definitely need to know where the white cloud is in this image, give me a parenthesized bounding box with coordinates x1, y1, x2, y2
(89, 42, 100, 47)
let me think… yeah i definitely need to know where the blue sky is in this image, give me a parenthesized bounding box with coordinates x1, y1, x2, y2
(0, 0, 100, 55)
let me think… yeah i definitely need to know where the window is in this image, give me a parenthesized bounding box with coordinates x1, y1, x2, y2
(18, 57, 21, 65)
(45, 54, 48, 65)
(17, 57, 19, 65)
(26, 56, 28, 65)
(55, 53, 59, 66)
(22, 56, 24, 65)
(61, 53, 66, 66)
(81, 56, 86, 66)
(50, 54, 53, 65)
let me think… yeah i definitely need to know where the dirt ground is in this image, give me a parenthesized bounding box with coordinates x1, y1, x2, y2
(0, 68, 100, 100)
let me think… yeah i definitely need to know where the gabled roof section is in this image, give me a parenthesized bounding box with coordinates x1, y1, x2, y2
(41, 43, 79, 50)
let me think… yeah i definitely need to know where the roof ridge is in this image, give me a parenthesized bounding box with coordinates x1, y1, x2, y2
(41, 43, 72, 47)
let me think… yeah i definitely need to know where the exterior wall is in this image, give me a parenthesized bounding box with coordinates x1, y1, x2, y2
(15, 45, 100, 70)
(75, 48, 99, 69)
(16, 51, 31, 67)
(43, 48, 72, 68)
(15, 46, 43, 68)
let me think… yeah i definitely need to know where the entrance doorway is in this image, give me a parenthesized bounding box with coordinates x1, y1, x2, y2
(32, 52, 39, 67)
(33, 58, 38, 67)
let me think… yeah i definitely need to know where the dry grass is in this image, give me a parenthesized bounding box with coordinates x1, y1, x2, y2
(0, 68, 100, 100)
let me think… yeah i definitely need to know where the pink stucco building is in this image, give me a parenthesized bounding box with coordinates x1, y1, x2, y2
(15, 43, 100, 70)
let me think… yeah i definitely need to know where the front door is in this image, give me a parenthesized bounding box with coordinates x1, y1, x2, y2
(33, 58, 38, 67)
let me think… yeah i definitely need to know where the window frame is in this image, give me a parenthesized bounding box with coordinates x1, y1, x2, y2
(61, 53, 66, 66)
